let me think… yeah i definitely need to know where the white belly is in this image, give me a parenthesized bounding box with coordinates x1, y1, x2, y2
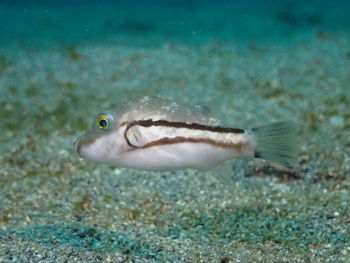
(117, 142, 241, 170)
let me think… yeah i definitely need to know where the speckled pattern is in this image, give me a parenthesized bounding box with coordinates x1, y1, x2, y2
(1, 1, 350, 262)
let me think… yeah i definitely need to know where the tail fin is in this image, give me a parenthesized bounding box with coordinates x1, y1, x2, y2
(251, 121, 298, 168)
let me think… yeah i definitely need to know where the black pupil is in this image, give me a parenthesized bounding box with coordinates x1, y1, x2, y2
(99, 119, 108, 128)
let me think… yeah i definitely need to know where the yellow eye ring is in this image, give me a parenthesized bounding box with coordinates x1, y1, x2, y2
(96, 113, 112, 130)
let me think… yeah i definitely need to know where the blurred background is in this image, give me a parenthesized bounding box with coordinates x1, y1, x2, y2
(0, 0, 350, 262)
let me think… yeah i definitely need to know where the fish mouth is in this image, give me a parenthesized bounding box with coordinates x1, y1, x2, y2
(75, 135, 84, 158)
(75, 132, 97, 158)
(74, 131, 100, 158)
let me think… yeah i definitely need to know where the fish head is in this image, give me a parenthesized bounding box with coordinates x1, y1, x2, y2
(76, 111, 128, 165)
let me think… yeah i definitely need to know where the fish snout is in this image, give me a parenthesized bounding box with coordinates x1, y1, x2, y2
(75, 138, 82, 157)
(75, 136, 86, 158)
(75, 132, 98, 159)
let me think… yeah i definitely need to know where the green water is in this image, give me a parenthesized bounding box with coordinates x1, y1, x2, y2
(1, 1, 350, 262)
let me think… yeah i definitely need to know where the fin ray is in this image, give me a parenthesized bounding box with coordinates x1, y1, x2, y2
(252, 121, 298, 168)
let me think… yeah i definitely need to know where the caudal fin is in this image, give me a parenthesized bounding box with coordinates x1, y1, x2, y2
(251, 121, 298, 168)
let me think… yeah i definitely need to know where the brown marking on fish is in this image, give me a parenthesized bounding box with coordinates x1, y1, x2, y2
(127, 119, 245, 134)
(123, 119, 245, 147)
(127, 136, 246, 151)
(119, 121, 134, 147)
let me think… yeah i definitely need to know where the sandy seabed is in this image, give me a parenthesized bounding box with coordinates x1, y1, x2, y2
(0, 2, 350, 262)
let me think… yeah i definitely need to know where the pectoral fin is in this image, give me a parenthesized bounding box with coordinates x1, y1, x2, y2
(126, 125, 147, 148)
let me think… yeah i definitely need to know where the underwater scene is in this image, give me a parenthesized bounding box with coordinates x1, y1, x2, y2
(1, 0, 350, 262)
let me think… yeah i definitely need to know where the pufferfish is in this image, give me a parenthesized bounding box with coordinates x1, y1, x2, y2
(76, 96, 297, 170)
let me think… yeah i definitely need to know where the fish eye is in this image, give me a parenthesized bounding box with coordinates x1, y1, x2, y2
(96, 113, 112, 130)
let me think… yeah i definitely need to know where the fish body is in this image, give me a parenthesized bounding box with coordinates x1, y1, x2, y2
(77, 96, 297, 170)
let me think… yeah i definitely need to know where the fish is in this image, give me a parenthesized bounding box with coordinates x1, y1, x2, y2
(76, 96, 297, 171)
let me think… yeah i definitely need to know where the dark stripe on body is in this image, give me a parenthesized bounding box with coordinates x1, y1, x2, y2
(127, 119, 244, 135)
(139, 136, 245, 150)
(124, 119, 245, 149)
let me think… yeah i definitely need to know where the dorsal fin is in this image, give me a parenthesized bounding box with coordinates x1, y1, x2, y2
(116, 96, 220, 126)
